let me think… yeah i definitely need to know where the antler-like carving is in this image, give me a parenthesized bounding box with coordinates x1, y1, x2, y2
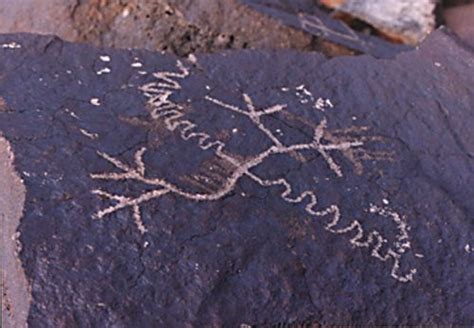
(90, 60, 416, 282)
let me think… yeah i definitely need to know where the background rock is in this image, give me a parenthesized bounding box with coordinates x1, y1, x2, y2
(1, 135, 29, 328)
(444, 3, 474, 48)
(319, 0, 437, 45)
(0, 0, 333, 56)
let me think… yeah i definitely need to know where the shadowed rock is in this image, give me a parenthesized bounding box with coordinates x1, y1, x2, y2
(240, 0, 412, 58)
(0, 31, 473, 326)
(444, 3, 474, 49)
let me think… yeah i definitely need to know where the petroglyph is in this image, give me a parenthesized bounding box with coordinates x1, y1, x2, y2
(99, 55, 111, 62)
(299, 13, 363, 45)
(90, 60, 417, 282)
(90, 98, 101, 106)
(1, 41, 22, 49)
(96, 67, 111, 75)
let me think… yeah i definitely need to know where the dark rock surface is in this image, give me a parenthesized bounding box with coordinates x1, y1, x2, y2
(241, 0, 413, 58)
(0, 31, 473, 326)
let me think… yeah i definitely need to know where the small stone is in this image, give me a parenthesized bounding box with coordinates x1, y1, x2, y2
(320, 0, 437, 45)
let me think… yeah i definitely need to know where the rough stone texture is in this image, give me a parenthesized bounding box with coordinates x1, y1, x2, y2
(444, 3, 474, 49)
(1, 135, 29, 328)
(319, 0, 437, 45)
(0, 31, 473, 326)
(0, 0, 80, 41)
(0, 0, 329, 57)
(241, 0, 412, 58)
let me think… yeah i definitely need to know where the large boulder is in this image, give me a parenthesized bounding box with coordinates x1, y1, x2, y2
(1, 31, 473, 326)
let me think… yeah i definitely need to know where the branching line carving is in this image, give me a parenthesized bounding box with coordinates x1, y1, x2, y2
(90, 60, 416, 282)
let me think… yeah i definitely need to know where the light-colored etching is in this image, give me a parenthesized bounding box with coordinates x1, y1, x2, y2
(99, 55, 111, 62)
(90, 60, 417, 282)
(97, 67, 111, 75)
(90, 98, 101, 106)
(299, 13, 364, 46)
(315, 97, 334, 111)
(80, 129, 99, 140)
(1, 42, 22, 49)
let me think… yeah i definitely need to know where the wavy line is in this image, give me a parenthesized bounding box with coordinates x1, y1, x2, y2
(140, 61, 416, 282)
(92, 60, 417, 282)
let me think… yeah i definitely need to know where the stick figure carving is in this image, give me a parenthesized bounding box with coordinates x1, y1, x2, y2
(90, 60, 417, 282)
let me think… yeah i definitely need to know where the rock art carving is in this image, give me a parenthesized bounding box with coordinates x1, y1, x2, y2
(240, 0, 412, 58)
(90, 60, 417, 282)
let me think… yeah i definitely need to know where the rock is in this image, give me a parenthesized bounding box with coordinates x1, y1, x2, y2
(0, 0, 318, 56)
(319, 0, 437, 45)
(0, 0, 79, 41)
(444, 3, 474, 49)
(0, 31, 473, 326)
(241, 0, 412, 58)
(1, 135, 29, 328)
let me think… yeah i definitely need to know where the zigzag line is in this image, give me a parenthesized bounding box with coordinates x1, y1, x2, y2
(136, 60, 416, 282)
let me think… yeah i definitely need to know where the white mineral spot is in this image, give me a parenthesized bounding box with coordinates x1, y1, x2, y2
(434, 62, 442, 67)
(205, 85, 211, 90)
(241, 192, 247, 197)
(100, 55, 111, 62)
(465, 244, 471, 253)
(90, 98, 101, 106)
(315, 97, 334, 111)
(415, 253, 424, 258)
(96, 67, 111, 75)
(65, 108, 79, 119)
(131, 62, 143, 68)
(383, 198, 390, 205)
(122, 7, 130, 18)
(66, 70, 72, 74)
(352, 116, 357, 121)
(138, 71, 147, 75)
(22, 171, 31, 177)
(281, 87, 289, 92)
(1, 42, 21, 49)
(232, 128, 238, 133)
(144, 241, 149, 248)
(187, 53, 198, 64)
